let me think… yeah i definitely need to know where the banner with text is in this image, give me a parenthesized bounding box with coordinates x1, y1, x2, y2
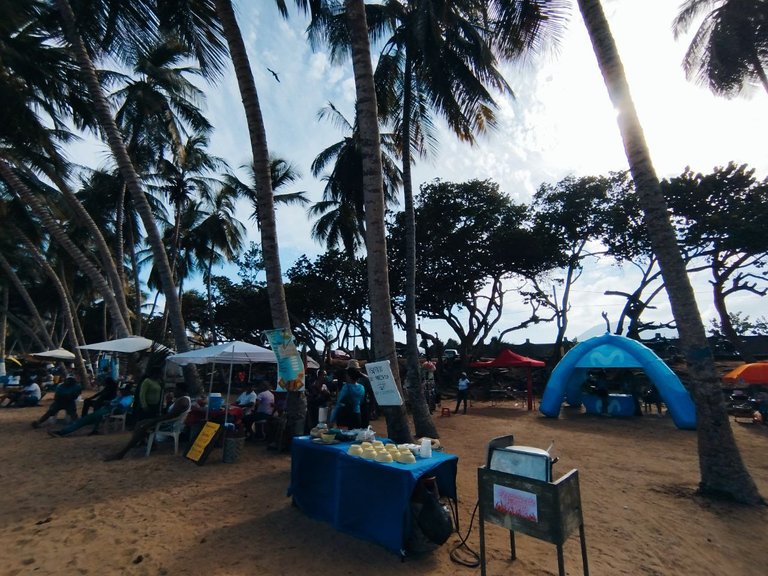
(365, 360, 403, 406)
(265, 328, 305, 392)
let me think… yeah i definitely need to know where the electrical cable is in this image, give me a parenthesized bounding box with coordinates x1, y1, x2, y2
(448, 498, 481, 568)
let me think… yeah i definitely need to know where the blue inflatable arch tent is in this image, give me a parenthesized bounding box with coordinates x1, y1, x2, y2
(539, 333, 696, 429)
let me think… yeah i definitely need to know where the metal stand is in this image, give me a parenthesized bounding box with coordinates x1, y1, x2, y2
(478, 467, 589, 576)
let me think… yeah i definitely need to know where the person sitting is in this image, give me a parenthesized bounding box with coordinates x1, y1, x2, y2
(31, 376, 81, 427)
(0, 380, 42, 408)
(234, 383, 258, 413)
(48, 388, 134, 437)
(103, 386, 191, 461)
(243, 383, 275, 441)
(81, 377, 119, 418)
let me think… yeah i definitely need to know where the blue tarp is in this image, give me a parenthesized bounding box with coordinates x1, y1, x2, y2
(539, 333, 696, 429)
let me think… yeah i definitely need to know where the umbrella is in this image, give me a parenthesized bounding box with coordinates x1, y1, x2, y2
(31, 348, 76, 361)
(167, 341, 276, 421)
(79, 336, 168, 354)
(722, 362, 768, 385)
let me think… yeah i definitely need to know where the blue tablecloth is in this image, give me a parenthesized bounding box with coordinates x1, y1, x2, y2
(288, 436, 458, 554)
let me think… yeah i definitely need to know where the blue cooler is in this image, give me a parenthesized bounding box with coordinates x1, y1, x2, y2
(208, 393, 223, 411)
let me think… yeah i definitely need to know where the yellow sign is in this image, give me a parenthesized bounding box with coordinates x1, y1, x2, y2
(186, 422, 221, 464)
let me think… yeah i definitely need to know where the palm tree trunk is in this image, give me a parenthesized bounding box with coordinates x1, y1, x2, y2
(577, 0, 762, 505)
(345, 0, 412, 444)
(1, 161, 131, 338)
(0, 284, 7, 376)
(45, 170, 131, 328)
(19, 232, 90, 386)
(56, 0, 189, 354)
(213, 0, 289, 329)
(401, 51, 437, 439)
(214, 0, 304, 437)
(125, 218, 143, 334)
(0, 253, 56, 350)
(115, 182, 126, 291)
(206, 249, 217, 343)
(7, 312, 48, 351)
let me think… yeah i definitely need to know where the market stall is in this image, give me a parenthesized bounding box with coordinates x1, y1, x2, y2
(288, 436, 458, 555)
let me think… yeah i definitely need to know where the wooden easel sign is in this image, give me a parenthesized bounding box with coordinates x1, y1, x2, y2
(185, 422, 222, 466)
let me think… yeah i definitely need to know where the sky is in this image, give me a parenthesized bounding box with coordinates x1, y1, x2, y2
(77, 0, 768, 347)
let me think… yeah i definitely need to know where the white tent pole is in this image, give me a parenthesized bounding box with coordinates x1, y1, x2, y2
(223, 345, 235, 430)
(206, 362, 216, 420)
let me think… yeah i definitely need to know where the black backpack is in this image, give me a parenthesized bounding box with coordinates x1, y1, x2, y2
(417, 484, 453, 545)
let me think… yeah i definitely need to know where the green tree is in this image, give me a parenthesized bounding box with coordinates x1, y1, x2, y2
(663, 162, 768, 361)
(673, 0, 768, 96)
(388, 179, 562, 360)
(531, 175, 612, 360)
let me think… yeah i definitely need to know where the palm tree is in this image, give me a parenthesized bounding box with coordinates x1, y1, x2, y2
(194, 185, 246, 343)
(372, 0, 566, 438)
(673, 0, 768, 96)
(575, 0, 762, 504)
(150, 134, 227, 287)
(308, 103, 401, 256)
(342, 0, 412, 443)
(223, 156, 311, 229)
(0, 2, 132, 334)
(110, 36, 213, 164)
(52, 0, 227, 355)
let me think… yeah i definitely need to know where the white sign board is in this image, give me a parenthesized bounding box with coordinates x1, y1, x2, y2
(365, 360, 403, 406)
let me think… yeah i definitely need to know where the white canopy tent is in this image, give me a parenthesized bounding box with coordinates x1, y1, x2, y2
(31, 348, 76, 361)
(167, 341, 277, 420)
(78, 336, 169, 354)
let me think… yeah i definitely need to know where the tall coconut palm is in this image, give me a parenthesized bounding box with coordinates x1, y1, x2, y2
(309, 103, 401, 256)
(0, 2, 132, 333)
(372, 0, 565, 438)
(575, 0, 762, 504)
(341, 0, 413, 443)
(194, 185, 246, 343)
(673, 0, 768, 96)
(222, 156, 311, 229)
(52, 0, 227, 355)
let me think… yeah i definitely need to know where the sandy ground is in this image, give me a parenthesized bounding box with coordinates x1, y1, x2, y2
(0, 395, 766, 576)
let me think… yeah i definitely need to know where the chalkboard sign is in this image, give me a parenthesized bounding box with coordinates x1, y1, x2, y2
(186, 422, 222, 466)
(365, 360, 403, 406)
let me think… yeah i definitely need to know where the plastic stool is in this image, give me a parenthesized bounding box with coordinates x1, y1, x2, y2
(440, 408, 451, 417)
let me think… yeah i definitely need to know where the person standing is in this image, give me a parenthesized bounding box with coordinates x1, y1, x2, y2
(329, 367, 366, 429)
(454, 372, 470, 414)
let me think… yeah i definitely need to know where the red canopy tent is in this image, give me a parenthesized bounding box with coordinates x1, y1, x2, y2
(469, 349, 546, 411)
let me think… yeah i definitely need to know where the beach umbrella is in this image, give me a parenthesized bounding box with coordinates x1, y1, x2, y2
(31, 348, 76, 361)
(167, 341, 276, 420)
(722, 362, 768, 385)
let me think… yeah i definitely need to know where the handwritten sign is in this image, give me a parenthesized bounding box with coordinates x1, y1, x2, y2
(365, 360, 403, 406)
(185, 421, 221, 465)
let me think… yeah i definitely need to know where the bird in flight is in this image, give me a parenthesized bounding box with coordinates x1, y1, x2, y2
(267, 68, 280, 83)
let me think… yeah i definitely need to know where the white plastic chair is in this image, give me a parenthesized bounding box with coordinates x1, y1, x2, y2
(145, 408, 191, 456)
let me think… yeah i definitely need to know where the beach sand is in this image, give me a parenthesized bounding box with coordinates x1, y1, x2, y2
(0, 396, 766, 576)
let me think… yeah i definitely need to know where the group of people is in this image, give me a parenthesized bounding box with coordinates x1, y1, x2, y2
(303, 360, 378, 431)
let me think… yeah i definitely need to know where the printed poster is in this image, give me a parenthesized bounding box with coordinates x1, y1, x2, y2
(264, 328, 305, 392)
(493, 484, 538, 522)
(365, 360, 403, 406)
